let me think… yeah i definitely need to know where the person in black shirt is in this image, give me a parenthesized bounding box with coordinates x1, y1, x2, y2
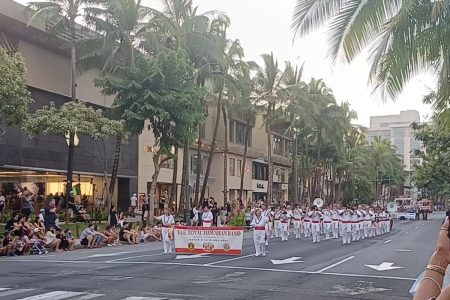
(110, 205, 118, 227)
(44, 199, 58, 231)
(5, 212, 18, 233)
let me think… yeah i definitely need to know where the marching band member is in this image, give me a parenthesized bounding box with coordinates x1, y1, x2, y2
(202, 206, 214, 227)
(274, 208, 282, 238)
(261, 204, 271, 246)
(340, 207, 353, 245)
(157, 208, 175, 254)
(279, 210, 290, 242)
(331, 206, 340, 239)
(363, 206, 372, 238)
(251, 208, 268, 257)
(322, 207, 333, 240)
(309, 207, 322, 243)
(303, 208, 311, 238)
(351, 207, 360, 241)
(292, 205, 303, 239)
(375, 208, 383, 236)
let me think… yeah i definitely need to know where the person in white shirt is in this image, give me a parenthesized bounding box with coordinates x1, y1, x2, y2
(340, 208, 354, 245)
(250, 208, 268, 257)
(0, 194, 5, 219)
(303, 208, 311, 238)
(309, 208, 322, 243)
(331, 206, 340, 239)
(157, 208, 175, 253)
(279, 210, 290, 242)
(261, 204, 271, 246)
(292, 206, 303, 239)
(274, 208, 282, 238)
(322, 208, 333, 240)
(202, 206, 213, 227)
(130, 193, 137, 217)
(192, 206, 199, 226)
(38, 208, 45, 222)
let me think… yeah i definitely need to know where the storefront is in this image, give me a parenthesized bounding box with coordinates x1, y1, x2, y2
(252, 179, 268, 203)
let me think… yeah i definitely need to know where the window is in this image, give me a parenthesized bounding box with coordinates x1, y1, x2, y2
(273, 137, 283, 155)
(252, 162, 268, 180)
(161, 159, 174, 169)
(229, 158, 235, 176)
(237, 160, 242, 177)
(229, 120, 251, 146)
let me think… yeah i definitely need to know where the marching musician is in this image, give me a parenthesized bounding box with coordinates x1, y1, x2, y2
(279, 210, 290, 242)
(251, 208, 268, 257)
(303, 208, 311, 238)
(322, 207, 333, 240)
(309, 206, 322, 243)
(202, 206, 214, 227)
(340, 207, 354, 245)
(292, 205, 303, 239)
(157, 208, 175, 254)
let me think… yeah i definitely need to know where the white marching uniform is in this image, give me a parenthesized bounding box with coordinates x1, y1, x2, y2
(251, 215, 268, 256)
(322, 210, 333, 240)
(340, 210, 353, 245)
(280, 213, 290, 241)
(292, 209, 303, 239)
(274, 211, 282, 238)
(202, 211, 214, 227)
(303, 211, 311, 238)
(363, 210, 372, 238)
(262, 209, 272, 246)
(351, 211, 359, 241)
(331, 210, 340, 239)
(310, 211, 322, 243)
(158, 214, 175, 253)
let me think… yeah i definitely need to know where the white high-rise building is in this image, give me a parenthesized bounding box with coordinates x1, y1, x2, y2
(367, 110, 423, 199)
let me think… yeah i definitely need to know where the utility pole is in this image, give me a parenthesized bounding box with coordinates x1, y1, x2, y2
(184, 146, 191, 225)
(294, 132, 299, 204)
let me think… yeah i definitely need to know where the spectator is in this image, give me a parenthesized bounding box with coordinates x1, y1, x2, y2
(130, 193, 137, 217)
(0, 193, 5, 221)
(92, 224, 108, 248)
(118, 212, 126, 228)
(63, 229, 76, 251)
(1, 232, 16, 256)
(80, 224, 96, 248)
(38, 208, 45, 222)
(119, 223, 138, 244)
(104, 225, 118, 246)
(45, 228, 62, 252)
(192, 206, 199, 226)
(245, 208, 252, 227)
(141, 196, 148, 222)
(32, 217, 45, 237)
(5, 212, 18, 233)
(110, 205, 118, 227)
(44, 199, 58, 231)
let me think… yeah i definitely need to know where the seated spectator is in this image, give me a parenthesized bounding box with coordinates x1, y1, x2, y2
(80, 224, 96, 248)
(64, 229, 76, 251)
(33, 217, 45, 236)
(38, 208, 45, 222)
(29, 231, 48, 255)
(45, 228, 62, 252)
(22, 216, 36, 232)
(103, 225, 118, 246)
(16, 230, 33, 255)
(56, 230, 70, 251)
(118, 212, 126, 228)
(119, 223, 138, 244)
(1, 232, 16, 256)
(92, 224, 108, 248)
(12, 215, 25, 237)
(4, 212, 18, 232)
(44, 199, 59, 231)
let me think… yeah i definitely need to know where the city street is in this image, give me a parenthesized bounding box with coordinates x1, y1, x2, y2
(0, 213, 442, 300)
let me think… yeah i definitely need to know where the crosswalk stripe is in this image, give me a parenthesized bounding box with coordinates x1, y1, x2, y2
(15, 291, 84, 300)
(0, 288, 35, 297)
(0, 289, 10, 292)
(121, 297, 164, 300)
(71, 293, 105, 300)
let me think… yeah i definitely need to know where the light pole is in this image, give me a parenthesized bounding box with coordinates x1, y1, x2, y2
(184, 147, 191, 225)
(65, 130, 79, 221)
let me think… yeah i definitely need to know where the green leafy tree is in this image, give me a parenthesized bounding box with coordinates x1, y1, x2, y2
(97, 50, 204, 222)
(0, 49, 33, 132)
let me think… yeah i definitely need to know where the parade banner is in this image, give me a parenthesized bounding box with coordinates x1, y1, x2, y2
(174, 226, 244, 255)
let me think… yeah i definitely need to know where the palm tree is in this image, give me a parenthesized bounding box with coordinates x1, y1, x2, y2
(292, 1, 450, 110)
(77, 0, 154, 212)
(28, 0, 87, 217)
(254, 53, 287, 204)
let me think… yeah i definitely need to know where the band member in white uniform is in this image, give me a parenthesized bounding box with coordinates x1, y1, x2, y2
(292, 205, 303, 239)
(322, 208, 333, 240)
(303, 208, 311, 238)
(363, 207, 372, 238)
(310, 208, 322, 243)
(261, 204, 271, 246)
(331, 207, 340, 239)
(157, 208, 175, 253)
(202, 206, 214, 227)
(340, 208, 353, 245)
(279, 211, 290, 241)
(274, 208, 282, 238)
(251, 208, 268, 257)
(351, 208, 359, 241)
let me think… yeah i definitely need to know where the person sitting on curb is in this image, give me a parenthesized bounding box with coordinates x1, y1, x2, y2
(45, 227, 62, 252)
(80, 223, 96, 248)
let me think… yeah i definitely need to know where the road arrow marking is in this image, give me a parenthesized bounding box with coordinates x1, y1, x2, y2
(175, 253, 210, 260)
(271, 257, 304, 265)
(88, 252, 130, 258)
(365, 262, 404, 271)
(384, 240, 392, 244)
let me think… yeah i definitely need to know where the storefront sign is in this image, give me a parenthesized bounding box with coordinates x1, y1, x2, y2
(252, 180, 268, 192)
(174, 226, 244, 255)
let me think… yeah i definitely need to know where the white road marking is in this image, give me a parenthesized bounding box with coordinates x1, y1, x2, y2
(271, 257, 304, 265)
(384, 240, 392, 244)
(0, 288, 35, 297)
(106, 253, 166, 262)
(175, 254, 210, 260)
(329, 284, 391, 296)
(5, 259, 416, 281)
(88, 252, 131, 258)
(206, 254, 255, 265)
(122, 297, 163, 300)
(16, 291, 84, 300)
(71, 294, 105, 300)
(315, 256, 355, 273)
(394, 249, 412, 252)
(403, 232, 409, 235)
(413, 227, 418, 230)
(365, 262, 404, 271)
(193, 271, 245, 284)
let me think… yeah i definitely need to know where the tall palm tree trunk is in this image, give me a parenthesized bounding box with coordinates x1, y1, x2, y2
(239, 117, 250, 202)
(201, 90, 223, 201)
(147, 153, 164, 222)
(108, 135, 121, 209)
(177, 143, 188, 218)
(222, 105, 228, 206)
(194, 124, 202, 205)
(170, 148, 178, 213)
(267, 103, 274, 205)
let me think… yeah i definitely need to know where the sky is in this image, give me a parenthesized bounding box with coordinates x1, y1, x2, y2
(15, 0, 436, 127)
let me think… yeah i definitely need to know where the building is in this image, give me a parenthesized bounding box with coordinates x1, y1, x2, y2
(138, 105, 292, 209)
(367, 110, 422, 199)
(0, 0, 138, 211)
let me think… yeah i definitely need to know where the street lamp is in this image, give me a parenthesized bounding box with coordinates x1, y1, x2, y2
(65, 130, 79, 221)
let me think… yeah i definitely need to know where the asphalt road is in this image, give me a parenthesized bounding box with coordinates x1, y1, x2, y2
(0, 213, 443, 300)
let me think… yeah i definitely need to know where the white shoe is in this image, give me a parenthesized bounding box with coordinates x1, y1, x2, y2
(262, 252, 266, 257)
(255, 253, 260, 257)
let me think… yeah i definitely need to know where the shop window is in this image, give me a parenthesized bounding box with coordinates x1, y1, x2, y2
(252, 162, 268, 180)
(229, 120, 251, 146)
(237, 159, 242, 177)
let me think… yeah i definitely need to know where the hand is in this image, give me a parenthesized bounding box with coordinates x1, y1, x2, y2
(432, 217, 450, 267)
